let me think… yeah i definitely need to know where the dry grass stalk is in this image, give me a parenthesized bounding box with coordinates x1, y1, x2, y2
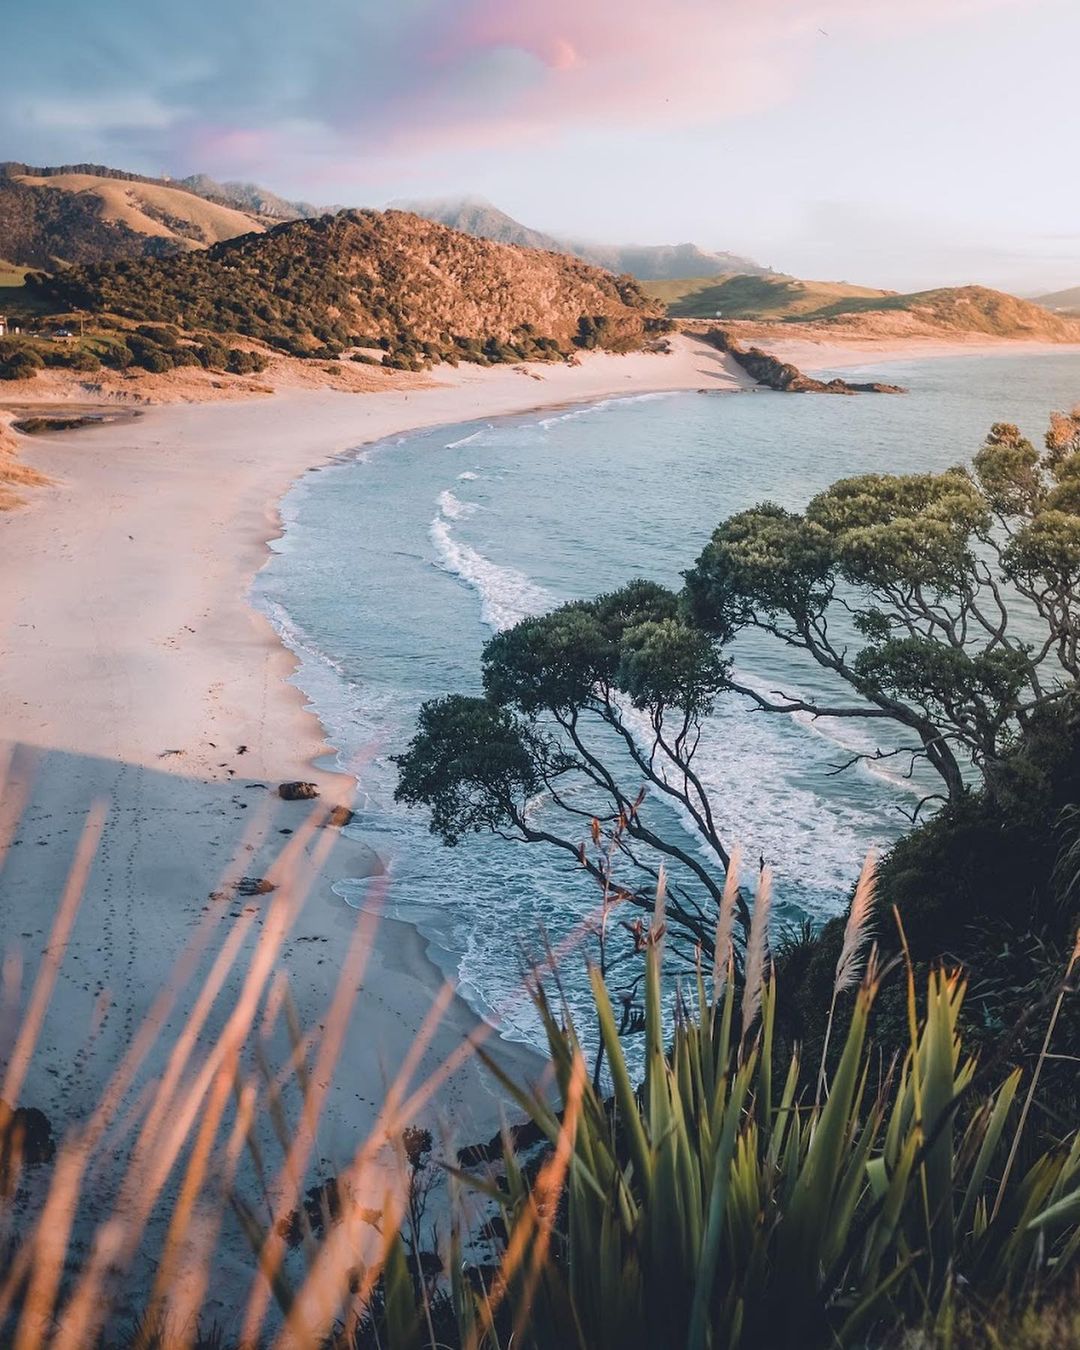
(834, 853, 877, 996)
(713, 846, 741, 999)
(739, 866, 772, 1044)
(816, 851, 878, 1107)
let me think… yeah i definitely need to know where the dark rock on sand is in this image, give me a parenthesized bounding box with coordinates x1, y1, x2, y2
(236, 876, 276, 897)
(458, 1116, 547, 1168)
(0, 1101, 55, 1180)
(704, 327, 906, 394)
(327, 805, 354, 828)
(279, 781, 319, 801)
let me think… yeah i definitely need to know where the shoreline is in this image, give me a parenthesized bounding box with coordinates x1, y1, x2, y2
(741, 332, 1080, 373)
(2, 327, 1077, 1265)
(0, 335, 746, 1202)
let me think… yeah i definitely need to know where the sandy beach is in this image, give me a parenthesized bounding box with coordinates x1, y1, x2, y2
(1, 324, 1077, 1317)
(0, 327, 1070, 1143)
(0, 334, 745, 1293)
(726, 328, 1080, 373)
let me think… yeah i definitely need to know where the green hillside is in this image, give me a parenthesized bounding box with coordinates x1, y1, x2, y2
(644, 273, 1080, 339)
(25, 209, 667, 372)
(642, 272, 892, 319)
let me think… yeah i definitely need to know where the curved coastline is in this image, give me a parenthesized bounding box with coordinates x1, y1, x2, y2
(0, 335, 746, 1176)
(3, 332, 1080, 1295)
(3, 330, 1077, 1158)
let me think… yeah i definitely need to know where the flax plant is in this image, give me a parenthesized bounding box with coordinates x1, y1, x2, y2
(465, 895, 1080, 1350)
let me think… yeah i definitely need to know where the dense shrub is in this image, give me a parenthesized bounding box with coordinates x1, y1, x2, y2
(66, 348, 102, 372)
(777, 694, 1080, 1077)
(226, 347, 269, 375)
(0, 344, 44, 380)
(135, 323, 180, 348)
(124, 333, 173, 373)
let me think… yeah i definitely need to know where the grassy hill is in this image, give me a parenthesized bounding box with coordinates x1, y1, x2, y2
(645, 273, 892, 319)
(27, 209, 668, 371)
(0, 163, 268, 267)
(646, 272, 1080, 339)
(1034, 285, 1080, 315)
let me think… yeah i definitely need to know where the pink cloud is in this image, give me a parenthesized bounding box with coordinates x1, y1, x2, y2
(337, 0, 1026, 157)
(163, 0, 1030, 182)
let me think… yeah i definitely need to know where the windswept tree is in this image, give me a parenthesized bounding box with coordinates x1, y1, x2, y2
(684, 414, 1080, 810)
(394, 581, 738, 965)
(395, 414, 1080, 964)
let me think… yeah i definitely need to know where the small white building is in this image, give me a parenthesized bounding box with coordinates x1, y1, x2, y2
(0, 315, 8, 337)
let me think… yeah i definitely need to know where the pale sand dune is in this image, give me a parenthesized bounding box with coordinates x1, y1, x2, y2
(0, 336, 742, 1278)
(15, 172, 265, 246)
(742, 331, 1080, 372)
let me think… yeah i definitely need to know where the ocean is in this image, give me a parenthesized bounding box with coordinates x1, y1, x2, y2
(255, 350, 1080, 1049)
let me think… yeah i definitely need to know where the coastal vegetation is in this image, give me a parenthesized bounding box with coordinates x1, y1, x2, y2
(27, 210, 669, 372)
(396, 412, 1080, 985)
(0, 817, 1076, 1348)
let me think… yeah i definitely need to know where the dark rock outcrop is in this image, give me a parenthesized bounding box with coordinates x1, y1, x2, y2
(706, 328, 905, 394)
(326, 805, 354, 828)
(278, 781, 319, 801)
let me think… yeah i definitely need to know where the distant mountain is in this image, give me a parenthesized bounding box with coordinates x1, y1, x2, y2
(0, 162, 266, 267)
(1033, 285, 1080, 316)
(646, 273, 1080, 341)
(36, 209, 666, 362)
(391, 197, 563, 253)
(176, 175, 327, 221)
(391, 196, 767, 281)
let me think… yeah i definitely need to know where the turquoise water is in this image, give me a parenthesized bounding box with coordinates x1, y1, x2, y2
(256, 351, 1080, 1047)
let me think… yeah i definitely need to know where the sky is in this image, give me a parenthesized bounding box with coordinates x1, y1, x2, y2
(3, 0, 1078, 293)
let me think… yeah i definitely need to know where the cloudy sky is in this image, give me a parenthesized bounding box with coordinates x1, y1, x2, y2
(3, 0, 1077, 292)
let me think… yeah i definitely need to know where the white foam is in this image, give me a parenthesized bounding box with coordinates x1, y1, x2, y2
(535, 391, 679, 431)
(617, 695, 886, 914)
(428, 517, 552, 632)
(436, 488, 478, 521)
(444, 427, 488, 449)
(731, 667, 925, 797)
(457, 470, 480, 481)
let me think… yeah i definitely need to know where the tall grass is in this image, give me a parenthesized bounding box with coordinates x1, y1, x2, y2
(454, 893, 1080, 1350)
(0, 780, 1077, 1348)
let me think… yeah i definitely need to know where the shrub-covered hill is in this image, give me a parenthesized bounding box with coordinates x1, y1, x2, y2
(32, 210, 668, 366)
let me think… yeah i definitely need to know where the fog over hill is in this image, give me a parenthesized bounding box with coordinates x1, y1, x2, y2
(391, 195, 768, 281)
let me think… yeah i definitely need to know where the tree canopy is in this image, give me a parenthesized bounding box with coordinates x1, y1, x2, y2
(395, 413, 1080, 971)
(685, 415, 1080, 807)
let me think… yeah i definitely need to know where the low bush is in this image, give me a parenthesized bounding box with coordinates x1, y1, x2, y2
(0, 346, 43, 380)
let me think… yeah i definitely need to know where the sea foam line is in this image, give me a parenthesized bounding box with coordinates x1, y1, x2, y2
(429, 517, 552, 632)
(535, 391, 680, 431)
(436, 488, 479, 521)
